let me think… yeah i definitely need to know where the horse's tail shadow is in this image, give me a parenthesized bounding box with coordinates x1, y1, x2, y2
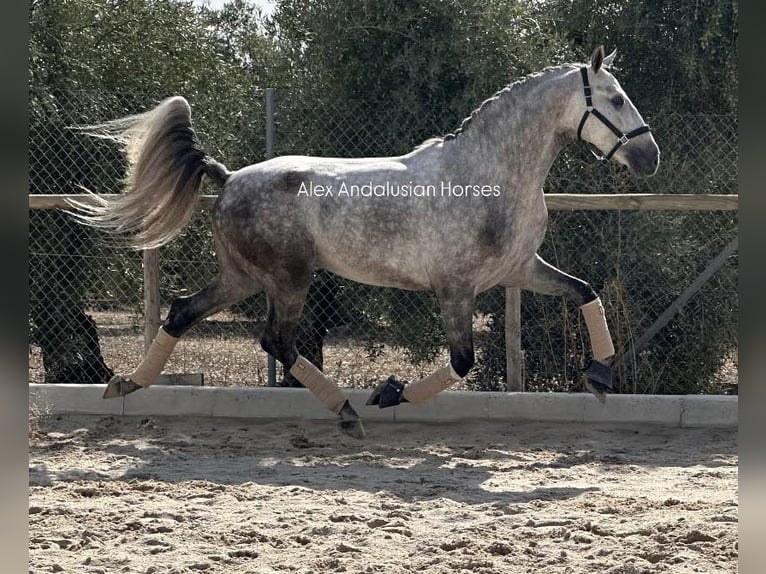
(68, 96, 229, 250)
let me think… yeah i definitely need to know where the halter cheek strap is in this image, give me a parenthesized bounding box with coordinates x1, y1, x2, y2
(577, 67, 651, 161)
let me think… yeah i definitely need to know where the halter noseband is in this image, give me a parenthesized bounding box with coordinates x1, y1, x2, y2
(577, 66, 651, 161)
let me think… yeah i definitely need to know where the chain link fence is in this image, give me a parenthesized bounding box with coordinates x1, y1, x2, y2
(29, 89, 738, 394)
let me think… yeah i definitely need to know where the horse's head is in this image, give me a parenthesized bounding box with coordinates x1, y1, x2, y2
(573, 46, 660, 177)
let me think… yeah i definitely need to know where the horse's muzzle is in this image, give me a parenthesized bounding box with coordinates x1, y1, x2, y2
(625, 145, 660, 178)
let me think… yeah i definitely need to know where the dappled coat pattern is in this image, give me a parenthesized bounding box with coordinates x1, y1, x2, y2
(71, 47, 659, 438)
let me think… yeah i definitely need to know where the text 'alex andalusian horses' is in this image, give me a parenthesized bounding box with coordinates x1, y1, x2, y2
(71, 46, 659, 438)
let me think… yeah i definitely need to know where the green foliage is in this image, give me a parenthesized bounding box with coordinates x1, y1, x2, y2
(271, 0, 574, 150)
(535, 0, 737, 113)
(471, 208, 737, 394)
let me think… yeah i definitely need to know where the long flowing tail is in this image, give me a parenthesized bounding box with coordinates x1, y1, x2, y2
(69, 96, 230, 249)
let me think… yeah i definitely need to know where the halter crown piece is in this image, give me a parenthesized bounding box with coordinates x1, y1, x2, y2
(576, 66, 651, 161)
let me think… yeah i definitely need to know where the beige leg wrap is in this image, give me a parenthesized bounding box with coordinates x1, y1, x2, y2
(289, 356, 347, 414)
(402, 364, 462, 405)
(580, 298, 615, 362)
(129, 327, 179, 387)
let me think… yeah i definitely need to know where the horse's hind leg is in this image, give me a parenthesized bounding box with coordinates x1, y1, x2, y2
(103, 275, 259, 398)
(260, 287, 364, 439)
(367, 287, 475, 408)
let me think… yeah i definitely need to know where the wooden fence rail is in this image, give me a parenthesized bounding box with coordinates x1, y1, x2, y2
(29, 193, 738, 391)
(29, 193, 739, 211)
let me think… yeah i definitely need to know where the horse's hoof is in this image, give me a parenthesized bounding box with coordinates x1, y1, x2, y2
(339, 417, 366, 439)
(585, 380, 608, 403)
(366, 376, 406, 408)
(103, 375, 143, 399)
(338, 401, 365, 439)
(584, 359, 614, 403)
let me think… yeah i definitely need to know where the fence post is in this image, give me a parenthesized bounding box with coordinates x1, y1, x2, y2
(504, 287, 523, 391)
(143, 248, 161, 355)
(266, 88, 275, 159)
(265, 88, 278, 386)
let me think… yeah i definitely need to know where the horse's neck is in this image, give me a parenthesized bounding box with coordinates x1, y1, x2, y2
(444, 68, 576, 192)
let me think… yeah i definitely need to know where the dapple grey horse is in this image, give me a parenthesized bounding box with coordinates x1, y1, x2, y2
(72, 46, 659, 439)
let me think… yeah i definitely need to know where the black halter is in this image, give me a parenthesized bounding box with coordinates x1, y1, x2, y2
(577, 66, 651, 161)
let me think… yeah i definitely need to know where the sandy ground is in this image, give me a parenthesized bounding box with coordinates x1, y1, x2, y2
(29, 415, 737, 574)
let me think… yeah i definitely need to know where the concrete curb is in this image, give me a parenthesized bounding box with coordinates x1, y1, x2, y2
(29, 384, 737, 428)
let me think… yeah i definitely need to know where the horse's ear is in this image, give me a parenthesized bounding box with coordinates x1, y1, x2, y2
(603, 48, 617, 69)
(591, 45, 605, 73)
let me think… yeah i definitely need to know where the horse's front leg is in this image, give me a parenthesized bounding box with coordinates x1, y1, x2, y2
(367, 287, 474, 408)
(514, 254, 615, 401)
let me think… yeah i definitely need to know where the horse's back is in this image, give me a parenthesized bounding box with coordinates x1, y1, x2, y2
(210, 151, 546, 292)
(209, 155, 436, 289)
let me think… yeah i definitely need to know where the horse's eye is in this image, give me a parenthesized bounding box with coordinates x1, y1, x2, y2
(611, 94, 625, 107)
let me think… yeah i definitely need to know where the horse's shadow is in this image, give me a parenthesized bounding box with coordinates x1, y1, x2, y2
(31, 416, 736, 507)
(102, 438, 601, 506)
